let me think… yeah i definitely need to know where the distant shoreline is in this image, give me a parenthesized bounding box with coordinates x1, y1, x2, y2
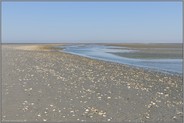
(2, 42, 183, 47)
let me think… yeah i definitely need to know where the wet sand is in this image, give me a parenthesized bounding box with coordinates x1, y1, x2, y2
(2, 44, 183, 122)
(105, 43, 182, 59)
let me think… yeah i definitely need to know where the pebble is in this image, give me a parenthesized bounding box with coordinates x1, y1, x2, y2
(107, 96, 111, 99)
(43, 119, 47, 121)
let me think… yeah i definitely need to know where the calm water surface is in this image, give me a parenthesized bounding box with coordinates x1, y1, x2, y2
(59, 44, 182, 74)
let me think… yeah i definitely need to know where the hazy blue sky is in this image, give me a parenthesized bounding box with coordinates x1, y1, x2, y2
(2, 2, 182, 43)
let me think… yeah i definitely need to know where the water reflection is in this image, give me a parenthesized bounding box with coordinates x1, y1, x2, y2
(59, 44, 182, 74)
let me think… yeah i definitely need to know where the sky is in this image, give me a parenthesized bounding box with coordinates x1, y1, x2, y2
(2, 2, 183, 43)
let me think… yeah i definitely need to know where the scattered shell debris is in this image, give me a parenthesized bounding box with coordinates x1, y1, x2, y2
(2, 45, 183, 122)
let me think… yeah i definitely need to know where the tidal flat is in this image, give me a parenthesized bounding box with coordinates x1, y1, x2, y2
(60, 43, 182, 73)
(2, 44, 183, 122)
(105, 43, 182, 59)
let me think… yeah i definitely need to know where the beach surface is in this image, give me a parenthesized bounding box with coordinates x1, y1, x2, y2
(2, 44, 183, 122)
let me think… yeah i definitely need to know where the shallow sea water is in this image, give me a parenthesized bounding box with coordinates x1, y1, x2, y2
(59, 44, 182, 74)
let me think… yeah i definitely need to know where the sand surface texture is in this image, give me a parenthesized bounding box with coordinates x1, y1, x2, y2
(2, 45, 183, 122)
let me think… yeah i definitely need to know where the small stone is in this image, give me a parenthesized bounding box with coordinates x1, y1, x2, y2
(98, 112, 103, 115)
(107, 97, 111, 99)
(37, 113, 41, 117)
(173, 116, 177, 120)
(98, 96, 102, 99)
(43, 119, 47, 121)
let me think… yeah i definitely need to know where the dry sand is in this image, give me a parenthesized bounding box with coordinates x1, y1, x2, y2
(2, 44, 183, 122)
